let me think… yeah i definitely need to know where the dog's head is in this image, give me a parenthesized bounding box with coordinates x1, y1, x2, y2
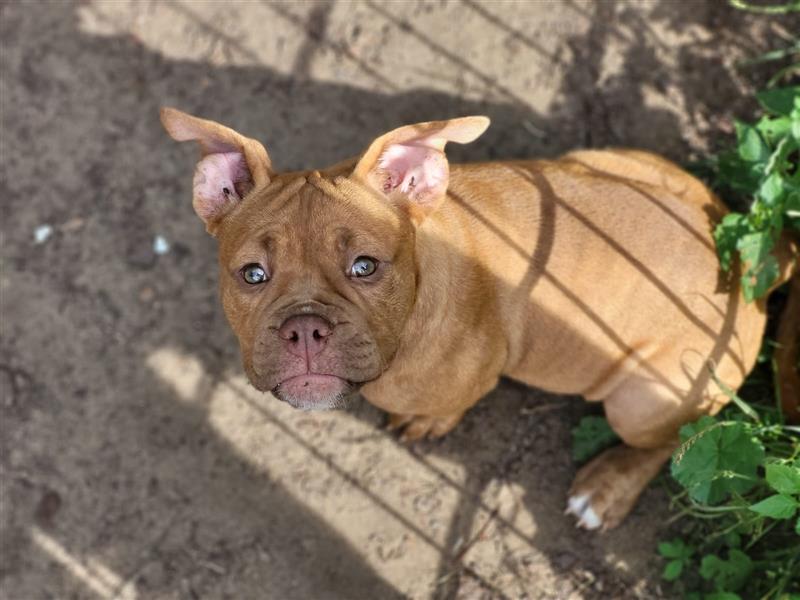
(161, 108, 489, 410)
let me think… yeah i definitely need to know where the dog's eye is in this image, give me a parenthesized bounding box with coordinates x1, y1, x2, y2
(349, 256, 378, 278)
(241, 263, 268, 285)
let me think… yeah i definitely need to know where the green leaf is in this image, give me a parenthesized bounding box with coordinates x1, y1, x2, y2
(716, 150, 763, 194)
(672, 417, 765, 504)
(737, 231, 779, 302)
(658, 538, 694, 559)
(758, 172, 785, 205)
(756, 115, 792, 145)
(748, 493, 799, 519)
(756, 86, 800, 117)
(735, 121, 770, 163)
(663, 559, 684, 581)
(571, 415, 619, 462)
(737, 230, 776, 267)
(741, 253, 780, 303)
(765, 463, 800, 495)
(713, 213, 749, 272)
(796, 516, 800, 535)
(699, 550, 752, 592)
(704, 593, 742, 600)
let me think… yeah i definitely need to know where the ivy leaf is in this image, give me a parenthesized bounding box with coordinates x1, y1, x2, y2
(748, 494, 799, 520)
(741, 253, 780, 303)
(736, 232, 779, 302)
(735, 121, 770, 163)
(716, 150, 763, 194)
(737, 231, 775, 267)
(756, 86, 800, 117)
(672, 417, 765, 504)
(713, 214, 748, 272)
(758, 173, 785, 206)
(662, 559, 684, 581)
(571, 415, 619, 463)
(756, 115, 792, 146)
(699, 550, 752, 592)
(658, 539, 694, 559)
(765, 463, 800, 496)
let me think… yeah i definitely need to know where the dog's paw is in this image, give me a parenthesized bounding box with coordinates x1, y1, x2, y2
(565, 444, 673, 531)
(386, 412, 463, 442)
(564, 493, 603, 530)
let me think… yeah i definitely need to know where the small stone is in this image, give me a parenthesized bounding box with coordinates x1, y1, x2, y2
(153, 235, 170, 255)
(34, 225, 52, 244)
(139, 287, 155, 303)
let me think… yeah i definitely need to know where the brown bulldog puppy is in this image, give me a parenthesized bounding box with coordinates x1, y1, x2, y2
(161, 108, 796, 530)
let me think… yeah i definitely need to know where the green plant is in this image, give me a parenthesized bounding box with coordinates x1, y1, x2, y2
(571, 415, 619, 463)
(571, 62, 800, 600)
(662, 396, 800, 599)
(712, 85, 800, 302)
(658, 77, 800, 596)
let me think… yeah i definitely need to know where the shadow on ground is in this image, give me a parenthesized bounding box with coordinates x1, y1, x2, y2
(0, 1, 785, 598)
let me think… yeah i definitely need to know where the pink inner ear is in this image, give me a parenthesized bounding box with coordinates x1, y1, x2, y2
(192, 152, 252, 220)
(378, 143, 448, 204)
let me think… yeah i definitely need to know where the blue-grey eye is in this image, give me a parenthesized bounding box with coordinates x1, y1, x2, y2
(242, 264, 268, 284)
(350, 256, 378, 278)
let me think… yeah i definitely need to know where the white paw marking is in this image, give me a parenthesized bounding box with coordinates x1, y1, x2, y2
(565, 493, 603, 530)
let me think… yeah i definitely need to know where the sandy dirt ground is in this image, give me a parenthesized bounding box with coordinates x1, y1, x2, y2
(1, 1, 793, 598)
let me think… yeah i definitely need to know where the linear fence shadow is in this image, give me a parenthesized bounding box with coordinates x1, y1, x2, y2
(0, 0, 780, 598)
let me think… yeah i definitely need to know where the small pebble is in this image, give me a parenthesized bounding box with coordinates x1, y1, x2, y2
(34, 225, 52, 244)
(153, 235, 170, 255)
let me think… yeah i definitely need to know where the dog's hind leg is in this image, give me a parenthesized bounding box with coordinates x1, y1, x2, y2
(566, 285, 767, 530)
(567, 443, 674, 530)
(566, 378, 695, 530)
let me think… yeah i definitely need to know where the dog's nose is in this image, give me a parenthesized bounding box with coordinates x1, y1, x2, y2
(278, 315, 333, 359)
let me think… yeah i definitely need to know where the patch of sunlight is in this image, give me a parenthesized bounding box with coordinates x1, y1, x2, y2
(146, 346, 207, 404)
(30, 526, 137, 600)
(143, 346, 545, 596)
(205, 374, 471, 597)
(75, 0, 307, 70)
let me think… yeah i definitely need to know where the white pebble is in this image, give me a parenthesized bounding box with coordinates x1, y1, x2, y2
(153, 235, 170, 255)
(34, 225, 53, 244)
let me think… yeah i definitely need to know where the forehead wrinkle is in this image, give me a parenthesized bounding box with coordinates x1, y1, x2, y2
(263, 175, 308, 214)
(220, 177, 309, 260)
(310, 173, 404, 231)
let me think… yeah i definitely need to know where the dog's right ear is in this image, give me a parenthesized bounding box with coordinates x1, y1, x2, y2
(160, 107, 272, 233)
(351, 116, 490, 224)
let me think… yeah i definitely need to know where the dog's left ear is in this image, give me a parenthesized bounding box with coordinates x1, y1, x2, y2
(352, 116, 490, 222)
(160, 107, 272, 233)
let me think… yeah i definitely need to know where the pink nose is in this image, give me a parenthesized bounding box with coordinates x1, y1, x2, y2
(278, 315, 333, 359)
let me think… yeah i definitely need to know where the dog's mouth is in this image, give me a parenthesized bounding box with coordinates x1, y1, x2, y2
(272, 374, 358, 411)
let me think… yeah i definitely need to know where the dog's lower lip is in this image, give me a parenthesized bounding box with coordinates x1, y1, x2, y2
(280, 373, 346, 385)
(272, 374, 352, 392)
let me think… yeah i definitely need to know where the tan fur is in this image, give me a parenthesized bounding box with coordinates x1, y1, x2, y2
(162, 108, 796, 529)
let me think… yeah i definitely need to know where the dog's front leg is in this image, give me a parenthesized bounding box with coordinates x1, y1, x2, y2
(366, 374, 500, 442)
(386, 411, 468, 441)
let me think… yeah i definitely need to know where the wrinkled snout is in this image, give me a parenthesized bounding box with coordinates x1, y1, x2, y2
(246, 303, 386, 411)
(278, 315, 333, 360)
